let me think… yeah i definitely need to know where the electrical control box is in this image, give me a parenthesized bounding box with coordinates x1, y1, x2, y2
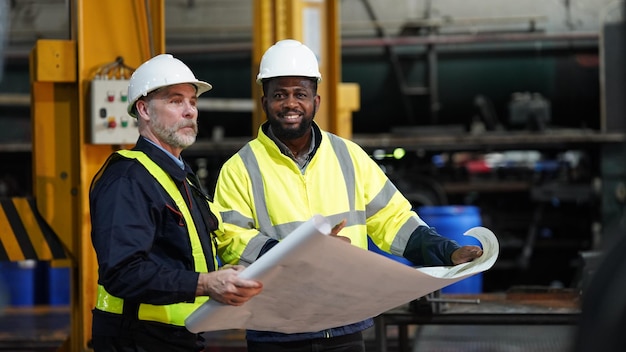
(90, 79, 138, 144)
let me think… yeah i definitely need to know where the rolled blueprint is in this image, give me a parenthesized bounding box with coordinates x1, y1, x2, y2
(185, 214, 498, 334)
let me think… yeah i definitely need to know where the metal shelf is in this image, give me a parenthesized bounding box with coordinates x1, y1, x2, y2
(351, 129, 626, 151)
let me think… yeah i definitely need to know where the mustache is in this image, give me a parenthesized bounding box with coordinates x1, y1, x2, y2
(176, 120, 198, 132)
(279, 109, 303, 116)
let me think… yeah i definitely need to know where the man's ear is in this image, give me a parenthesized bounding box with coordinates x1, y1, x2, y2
(261, 96, 268, 116)
(313, 95, 321, 115)
(135, 100, 150, 122)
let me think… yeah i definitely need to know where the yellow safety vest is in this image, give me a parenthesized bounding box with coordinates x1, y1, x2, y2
(94, 150, 215, 326)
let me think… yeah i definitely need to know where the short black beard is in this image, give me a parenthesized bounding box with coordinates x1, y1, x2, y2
(270, 117, 312, 141)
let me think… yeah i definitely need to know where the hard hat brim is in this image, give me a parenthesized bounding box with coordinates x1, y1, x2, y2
(256, 75, 321, 85)
(194, 81, 213, 96)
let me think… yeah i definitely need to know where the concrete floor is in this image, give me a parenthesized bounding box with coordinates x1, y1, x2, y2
(410, 325, 576, 352)
(0, 306, 578, 352)
(204, 324, 577, 352)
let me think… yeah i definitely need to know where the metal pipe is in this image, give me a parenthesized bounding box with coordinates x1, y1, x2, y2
(342, 31, 598, 47)
(0, 94, 254, 112)
(144, 0, 155, 57)
(427, 297, 481, 304)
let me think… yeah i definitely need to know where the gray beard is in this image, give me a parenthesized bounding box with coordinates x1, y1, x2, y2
(152, 119, 197, 149)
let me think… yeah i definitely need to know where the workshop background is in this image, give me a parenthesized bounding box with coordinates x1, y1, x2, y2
(0, 0, 625, 351)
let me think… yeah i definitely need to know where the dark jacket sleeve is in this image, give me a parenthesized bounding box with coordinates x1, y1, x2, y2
(257, 238, 279, 259)
(403, 225, 461, 266)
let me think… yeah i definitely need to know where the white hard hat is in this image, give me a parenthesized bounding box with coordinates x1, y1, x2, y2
(256, 39, 322, 84)
(127, 54, 212, 116)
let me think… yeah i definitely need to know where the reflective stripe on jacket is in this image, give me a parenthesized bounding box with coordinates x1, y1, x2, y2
(94, 149, 213, 326)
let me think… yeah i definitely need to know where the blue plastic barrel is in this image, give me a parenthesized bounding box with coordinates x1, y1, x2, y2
(33, 261, 71, 306)
(48, 266, 70, 306)
(417, 205, 483, 294)
(0, 260, 36, 306)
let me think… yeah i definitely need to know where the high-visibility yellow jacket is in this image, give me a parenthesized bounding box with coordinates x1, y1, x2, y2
(214, 122, 428, 266)
(214, 122, 462, 342)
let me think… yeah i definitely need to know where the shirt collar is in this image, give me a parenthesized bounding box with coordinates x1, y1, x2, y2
(134, 137, 191, 183)
(266, 125, 315, 163)
(142, 137, 185, 170)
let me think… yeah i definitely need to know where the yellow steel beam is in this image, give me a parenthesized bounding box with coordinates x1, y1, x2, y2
(0, 205, 24, 261)
(337, 83, 360, 139)
(30, 39, 79, 259)
(0, 197, 70, 261)
(30, 38, 81, 352)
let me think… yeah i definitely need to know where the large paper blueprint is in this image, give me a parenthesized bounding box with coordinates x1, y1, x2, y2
(185, 214, 499, 334)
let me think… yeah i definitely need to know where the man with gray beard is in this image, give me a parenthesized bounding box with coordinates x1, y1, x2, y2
(89, 54, 262, 352)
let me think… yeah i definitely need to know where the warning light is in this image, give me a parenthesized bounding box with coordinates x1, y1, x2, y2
(393, 148, 406, 159)
(120, 116, 129, 128)
(107, 117, 117, 128)
(371, 148, 406, 160)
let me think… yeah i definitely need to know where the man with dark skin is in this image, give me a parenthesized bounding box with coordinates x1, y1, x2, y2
(214, 39, 482, 352)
